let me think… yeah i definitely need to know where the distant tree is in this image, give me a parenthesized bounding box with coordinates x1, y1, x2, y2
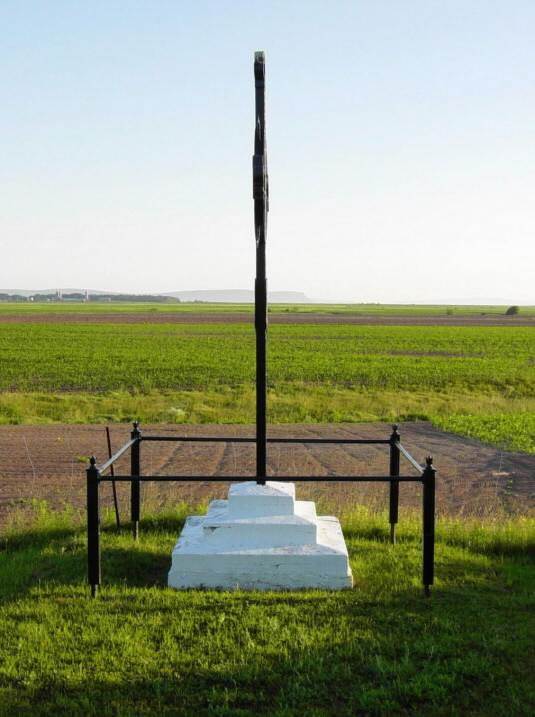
(505, 305, 519, 316)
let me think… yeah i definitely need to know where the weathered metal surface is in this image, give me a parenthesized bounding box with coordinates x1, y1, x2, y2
(86, 457, 100, 598)
(130, 421, 141, 540)
(253, 51, 269, 485)
(389, 424, 401, 543)
(422, 456, 436, 596)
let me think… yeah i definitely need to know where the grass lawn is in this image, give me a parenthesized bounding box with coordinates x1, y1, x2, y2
(1, 505, 533, 716)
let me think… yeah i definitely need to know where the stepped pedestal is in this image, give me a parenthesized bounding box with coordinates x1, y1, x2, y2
(168, 481, 353, 590)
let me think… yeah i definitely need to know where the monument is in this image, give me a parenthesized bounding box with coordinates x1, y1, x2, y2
(167, 52, 352, 591)
(168, 481, 352, 589)
(85, 51, 435, 600)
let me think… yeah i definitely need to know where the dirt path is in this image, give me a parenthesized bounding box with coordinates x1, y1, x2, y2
(1, 422, 533, 530)
(0, 312, 533, 326)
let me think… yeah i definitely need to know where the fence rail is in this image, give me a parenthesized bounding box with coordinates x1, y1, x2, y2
(396, 442, 425, 474)
(135, 435, 392, 447)
(87, 422, 436, 599)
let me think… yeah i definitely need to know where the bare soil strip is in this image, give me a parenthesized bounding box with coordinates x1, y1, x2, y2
(1, 422, 533, 530)
(0, 312, 533, 326)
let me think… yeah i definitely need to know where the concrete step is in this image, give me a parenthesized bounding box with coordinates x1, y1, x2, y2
(202, 500, 318, 549)
(227, 480, 295, 518)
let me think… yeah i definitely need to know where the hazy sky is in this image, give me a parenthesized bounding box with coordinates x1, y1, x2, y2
(1, 1, 534, 303)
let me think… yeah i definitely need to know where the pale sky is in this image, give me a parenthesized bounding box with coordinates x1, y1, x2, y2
(1, 1, 534, 303)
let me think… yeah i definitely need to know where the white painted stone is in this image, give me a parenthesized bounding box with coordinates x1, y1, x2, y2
(168, 481, 353, 591)
(203, 500, 317, 549)
(228, 480, 295, 517)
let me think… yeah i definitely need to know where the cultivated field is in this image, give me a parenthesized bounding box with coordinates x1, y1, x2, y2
(1, 301, 534, 326)
(1, 422, 534, 531)
(1, 323, 533, 393)
(0, 316, 533, 454)
(1, 301, 534, 316)
(0, 304, 533, 525)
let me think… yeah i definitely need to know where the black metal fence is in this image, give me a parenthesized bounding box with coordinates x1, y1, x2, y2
(86, 422, 436, 598)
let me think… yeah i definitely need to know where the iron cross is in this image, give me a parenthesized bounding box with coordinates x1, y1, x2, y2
(253, 51, 269, 484)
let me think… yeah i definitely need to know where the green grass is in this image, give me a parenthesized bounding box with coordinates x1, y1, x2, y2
(0, 324, 533, 394)
(1, 301, 534, 315)
(434, 412, 535, 454)
(0, 322, 533, 452)
(0, 504, 533, 715)
(0, 388, 533, 454)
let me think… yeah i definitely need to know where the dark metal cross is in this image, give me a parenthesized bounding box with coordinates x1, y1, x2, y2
(253, 51, 269, 485)
(85, 51, 436, 598)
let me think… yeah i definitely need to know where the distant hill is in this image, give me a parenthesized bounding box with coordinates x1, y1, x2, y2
(164, 290, 311, 303)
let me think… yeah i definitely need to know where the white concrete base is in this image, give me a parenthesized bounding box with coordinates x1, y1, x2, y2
(168, 481, 353, 590)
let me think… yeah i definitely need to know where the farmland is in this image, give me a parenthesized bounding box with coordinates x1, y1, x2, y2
(1, 301, 534, 316)
(2, 422, 534, 530)
(1, 323, 533, 392)
(0, 320, 533, 453)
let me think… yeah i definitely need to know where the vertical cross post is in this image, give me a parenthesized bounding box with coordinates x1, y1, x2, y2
(130, 421, 141, 539)
(422, 455, 436, 597)
(389, 424, 400, 544)
(87, 456, 101, 598)
(253, 51, 269, 485)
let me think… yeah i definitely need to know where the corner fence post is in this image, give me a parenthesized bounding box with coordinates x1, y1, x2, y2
(130, 421, 141, 540)
(389, 424, 400, 544)
(422, 455, 436, 597)
(86, 456, 101, 597)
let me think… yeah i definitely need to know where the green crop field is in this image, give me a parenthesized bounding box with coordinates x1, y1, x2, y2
(0, 323, 533, 392)
(0, 322, 533, 452)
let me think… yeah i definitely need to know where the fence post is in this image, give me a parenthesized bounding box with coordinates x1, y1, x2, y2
(87, 456, 101, 598)
(389, 424, 400, 544)
(130, 421, 141, 540)
(422, 455, 436, 597)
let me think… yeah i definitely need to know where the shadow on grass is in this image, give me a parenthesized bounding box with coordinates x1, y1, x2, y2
(0, 516, 187, 602)
(2, 518, 534, 714)
(1, 508, 534, 606)
(0, 529, 528, 605)
(1, 581, 533, 717)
